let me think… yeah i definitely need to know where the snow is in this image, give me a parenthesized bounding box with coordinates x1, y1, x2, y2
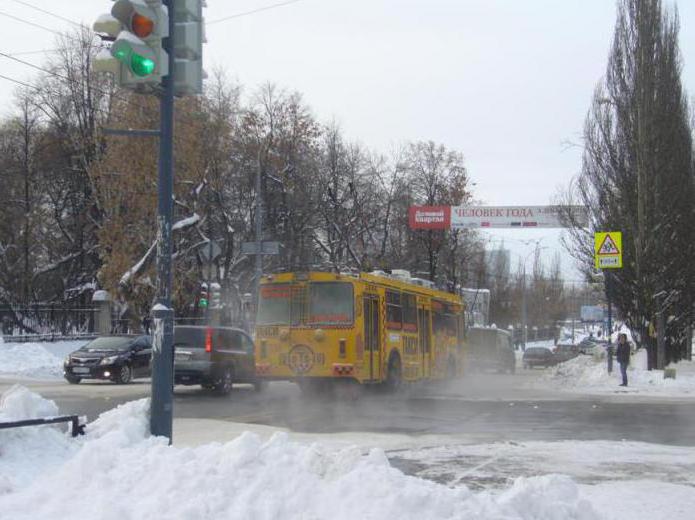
(0, 340, 87, 380)
(171, 212, 201, 231)
(535, 349, 695, 396)
(393, 441, 695, 520)
(3, 386, 695, 519)
(0, 386, 607, 520)
(91, 289, 111, 302)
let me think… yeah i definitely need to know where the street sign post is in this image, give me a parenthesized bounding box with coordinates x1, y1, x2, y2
(594, 231, 622, 269)
(241, 241, 281, 255)
(594, 231, 622, 374)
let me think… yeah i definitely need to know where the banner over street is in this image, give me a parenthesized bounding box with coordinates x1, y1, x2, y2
(408, 205, 587, 229)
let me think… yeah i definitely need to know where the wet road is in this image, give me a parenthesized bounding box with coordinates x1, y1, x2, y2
(3, 370, 695, 446)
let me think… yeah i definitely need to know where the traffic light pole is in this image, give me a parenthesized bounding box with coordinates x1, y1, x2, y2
(151, 0, 175, 443)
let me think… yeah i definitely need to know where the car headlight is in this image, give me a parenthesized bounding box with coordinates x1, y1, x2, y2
(64, 356, 71, 365)
(100, 355, 121, 365)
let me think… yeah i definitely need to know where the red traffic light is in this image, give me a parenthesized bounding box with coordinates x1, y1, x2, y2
(131, 12, 154, 38)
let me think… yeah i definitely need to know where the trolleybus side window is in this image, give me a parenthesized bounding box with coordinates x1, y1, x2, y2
(432, 301, 456, 336)
(308, 282, 354, 325)
(386, 290, 402, 329)
(402, 293, 417, 332)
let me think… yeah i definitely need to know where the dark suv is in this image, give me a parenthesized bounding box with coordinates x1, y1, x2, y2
(63, 335, 152, 384)
(173, 326, 260, 395)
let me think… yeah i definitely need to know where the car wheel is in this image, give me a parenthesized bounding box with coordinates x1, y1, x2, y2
(253, 380, 268, 392)
(65, 375, 81, 384)
(115, 364, 133, 384)
(214, 367, 234, 396)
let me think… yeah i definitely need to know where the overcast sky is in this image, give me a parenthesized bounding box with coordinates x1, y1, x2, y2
(1, 0, 694, 281)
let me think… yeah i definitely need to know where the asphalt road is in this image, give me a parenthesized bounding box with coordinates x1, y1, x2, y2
(3, 370, 695, 446)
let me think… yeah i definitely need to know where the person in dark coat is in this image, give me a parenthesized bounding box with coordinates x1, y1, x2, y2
(615, 332, 631, 386)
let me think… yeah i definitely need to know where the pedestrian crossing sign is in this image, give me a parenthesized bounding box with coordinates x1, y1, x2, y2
(594, 231, 622, 269)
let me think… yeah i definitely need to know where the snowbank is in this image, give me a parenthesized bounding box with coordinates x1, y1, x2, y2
(0, 340, 87, 379)
(538, 349, 695, 396)
(0, 386, 601, 520)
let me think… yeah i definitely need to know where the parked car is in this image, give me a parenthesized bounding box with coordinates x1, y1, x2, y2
(522, 346, 557, 369)
(63, 335, 152, 384)
(577, 337, 598, 355)
(554, 343, 580, 363)
(466, 327, 516, 374)
(173, 326, 262, 395)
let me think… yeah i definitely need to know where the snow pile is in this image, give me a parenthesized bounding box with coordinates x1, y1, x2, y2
(0, 340, 86, 379)
(0, 387, 602, 520)
(539, 349, 695, 396)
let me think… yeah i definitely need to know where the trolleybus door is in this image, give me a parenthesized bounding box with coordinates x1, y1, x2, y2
(363, 295, 381, 382)
(418, 308, 431, 379)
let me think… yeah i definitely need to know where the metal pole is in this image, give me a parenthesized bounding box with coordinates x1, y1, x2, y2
(150, 0, 175, 443)
(657, 308, 665, 369)
(254, 151, 263, 315)
(521, 265, 527, 349)
(606, 271, 613, 374)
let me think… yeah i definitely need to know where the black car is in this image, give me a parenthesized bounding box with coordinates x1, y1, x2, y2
(577, 337, 598, 355)
(522, 346, 557, 369)
(554, 343, 580, 363)
(173, 326, 261, 395)
(64, 335, 152, 384)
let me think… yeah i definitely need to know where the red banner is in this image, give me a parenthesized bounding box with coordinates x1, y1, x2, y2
(408, 206, 451, 230)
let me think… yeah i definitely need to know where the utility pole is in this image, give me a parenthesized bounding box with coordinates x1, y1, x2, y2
(521, 266, 527, 349)
(150, 0, 175, 442)
(254, 151, 264, 315)
(606, 271, 613, 374)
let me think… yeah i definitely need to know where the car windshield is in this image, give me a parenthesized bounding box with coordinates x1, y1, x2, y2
(81, 337, 133, 352)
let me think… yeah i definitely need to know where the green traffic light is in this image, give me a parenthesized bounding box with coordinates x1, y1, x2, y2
(131, 53, 155, 77)
(199, 298, 208, 308)
(110, 41, 156, 77)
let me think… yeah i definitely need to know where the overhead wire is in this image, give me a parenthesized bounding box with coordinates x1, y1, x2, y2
(0, 9, 63, 35)
(207, 0, 303, 25)
(9, 0, 85, 28)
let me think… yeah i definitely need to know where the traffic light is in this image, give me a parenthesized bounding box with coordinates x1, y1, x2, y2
(198, 283, 208, 309)
(210, 282, 221, 309)
(172, 0, 206, 96)
(94, 0, 169, 91)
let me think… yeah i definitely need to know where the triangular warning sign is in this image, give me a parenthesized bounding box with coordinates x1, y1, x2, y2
(598, 234, 620, 255)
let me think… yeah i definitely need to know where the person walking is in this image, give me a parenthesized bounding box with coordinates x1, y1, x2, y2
(616, 332, 631, 386)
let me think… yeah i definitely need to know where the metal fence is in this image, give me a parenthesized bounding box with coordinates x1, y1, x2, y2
(0, 304, 97, 341)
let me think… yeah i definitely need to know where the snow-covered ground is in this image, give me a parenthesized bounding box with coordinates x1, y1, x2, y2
(0, 339, 87, 380)
(536, 349, 695, 397)
(2, 385, 694, 520)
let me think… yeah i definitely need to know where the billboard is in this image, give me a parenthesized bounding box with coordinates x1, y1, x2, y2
(408, 205, 587, 230)
(451, 206, 587, 229)
(408, 206, 451, 230)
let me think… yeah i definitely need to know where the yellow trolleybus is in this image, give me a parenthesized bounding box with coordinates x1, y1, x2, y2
(254, 271, 466, 391)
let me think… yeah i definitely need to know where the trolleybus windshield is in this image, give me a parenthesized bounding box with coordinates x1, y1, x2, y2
(257, 284, 292, 325)
(307, 282, 354, 325)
